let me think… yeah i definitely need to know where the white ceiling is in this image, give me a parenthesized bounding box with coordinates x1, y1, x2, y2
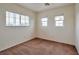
(18, 3, 71, 12)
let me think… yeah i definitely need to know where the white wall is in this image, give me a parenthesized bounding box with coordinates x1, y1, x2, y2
(75, 3, 79, 53)
(0, 3, 36, 51)
(36, 4, 75, 45)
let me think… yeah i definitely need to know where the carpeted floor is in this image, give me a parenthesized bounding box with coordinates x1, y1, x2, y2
(0, 38, 78, 55)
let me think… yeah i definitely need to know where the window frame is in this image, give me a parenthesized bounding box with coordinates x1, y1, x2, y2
(54, 14, 64, 27)
(6, 11, 30, 26)
(20, 15, 30, 26)
(41, 17, 48, 27)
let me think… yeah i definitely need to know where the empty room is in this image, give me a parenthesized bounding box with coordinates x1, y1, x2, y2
(0, 3, 79, 55)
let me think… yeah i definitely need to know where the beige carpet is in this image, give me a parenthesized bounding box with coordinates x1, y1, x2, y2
(0, 38, 78, 55)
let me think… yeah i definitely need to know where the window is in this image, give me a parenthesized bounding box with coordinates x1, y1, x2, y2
(6, 11, 29, 26)
(55, 15, 64, 27)
(21, 15, 29, 26)
(41, 17, 48, 26)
